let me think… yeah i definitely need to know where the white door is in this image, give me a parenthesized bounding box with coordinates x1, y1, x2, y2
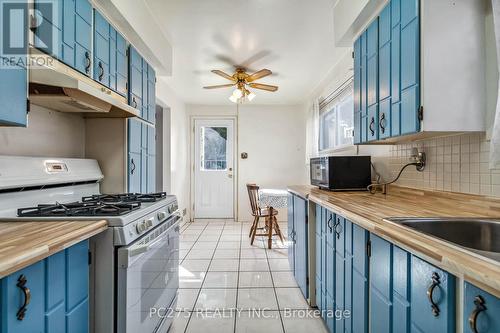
(194, 119, 235, 218)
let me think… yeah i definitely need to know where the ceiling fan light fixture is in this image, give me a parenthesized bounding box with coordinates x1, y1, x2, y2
(232, 88, 243, 99)
(247, 91, 256, 101)
(229, 95, 239, 103)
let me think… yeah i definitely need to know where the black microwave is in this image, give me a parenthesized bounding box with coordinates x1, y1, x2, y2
(310, 156, 371, 191)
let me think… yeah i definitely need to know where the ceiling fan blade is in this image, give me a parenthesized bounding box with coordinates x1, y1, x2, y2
(211, 70, 236, 81)
(248, 83, 278, 92)
(246, 69, 272, 82)
(203, 83, 236, 89)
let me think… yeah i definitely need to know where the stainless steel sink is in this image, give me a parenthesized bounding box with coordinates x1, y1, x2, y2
(386, 218, 500, 262)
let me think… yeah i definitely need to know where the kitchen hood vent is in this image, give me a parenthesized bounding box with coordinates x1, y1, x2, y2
(28, 48, 139, 118)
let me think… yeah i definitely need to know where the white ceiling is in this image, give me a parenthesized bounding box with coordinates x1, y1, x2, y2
(144, 0, 343, 105)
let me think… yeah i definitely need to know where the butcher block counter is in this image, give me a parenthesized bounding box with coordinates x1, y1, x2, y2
(0, 220, 107, 278)
(288, 184, 500, 297)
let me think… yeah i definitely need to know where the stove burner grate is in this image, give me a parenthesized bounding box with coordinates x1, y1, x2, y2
(17, 201, 141, 217)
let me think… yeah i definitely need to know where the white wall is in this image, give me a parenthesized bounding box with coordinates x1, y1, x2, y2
(187, 104, 308, 221)
(0, 105, 86, 158)
(156, 77, 191, 220)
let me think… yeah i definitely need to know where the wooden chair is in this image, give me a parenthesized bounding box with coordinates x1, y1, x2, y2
(246, 184, 284, 249)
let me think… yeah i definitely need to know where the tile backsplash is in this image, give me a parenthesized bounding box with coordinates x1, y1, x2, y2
(384, 133, 500, 197)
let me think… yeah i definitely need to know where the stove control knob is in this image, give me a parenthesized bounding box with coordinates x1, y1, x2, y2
(136, 223, 145, 234)
(145, 218, 154, 228)
(157, 211, 167, 221)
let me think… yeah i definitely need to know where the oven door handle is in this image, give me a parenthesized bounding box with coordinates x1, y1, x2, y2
(126, 216, 180, 259)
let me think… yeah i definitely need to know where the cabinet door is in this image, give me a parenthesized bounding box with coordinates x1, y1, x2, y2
(0, 262, 44, 332)
(400, 0, 420, 135)
(370, 235, 393, 333)
(353, 36, 362, 144)
(287, 193, 295, 273)
(463, 282, 500, 333)
(146, 125, 156, 193)
(33, 0, 62, 60)
(315, 205, 323, 311)
(410, 256, 455, 333)
(93, 10, 110, 87)
(366, 18, 379, 142)
(0, 63, 27, 126)
(360, 31, 368, 143)
(147, 64, 156, 124)
(353, 224, 369, 333)
(129, 46, 143, 113)
(115, 33, 128, 97)
(324, 210, 335, 332)
(378, 4, 392, 139)
(128, 152, 141, 193)
(293, 195, 308, 299)
(391, 0, 401, 137)
(0, 241, 89, 333)
(73, 0, 92, 76)
(334, 216, 346, 333)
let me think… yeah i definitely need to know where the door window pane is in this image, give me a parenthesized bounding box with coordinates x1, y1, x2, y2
(200, 127, 227, 170)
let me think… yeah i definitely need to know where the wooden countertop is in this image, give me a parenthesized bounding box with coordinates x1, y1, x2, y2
(0, 220, 107, 278)
(288, 185, 500, 297)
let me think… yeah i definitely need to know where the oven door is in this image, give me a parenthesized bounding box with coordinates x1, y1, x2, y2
(117, 214, 180, 333)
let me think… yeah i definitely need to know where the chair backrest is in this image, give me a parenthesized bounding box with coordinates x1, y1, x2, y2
(246, 183, 260, 216)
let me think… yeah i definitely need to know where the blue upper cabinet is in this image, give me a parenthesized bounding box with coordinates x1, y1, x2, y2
(0, 241, 89, 333)
(93, 10, 111, 87)
(0, 62, 28, 127)
(400, 0, 420, 135)
(128, 46, 156, 123)
(93, 9, 128, 97)
(0, 0, 28, 127)
(463, 282, 500, 333)
(127, 119, 156, 193)
(129, 46, 144, 117)
(353, 0, 420, 143)
(33, 0, 92, 76)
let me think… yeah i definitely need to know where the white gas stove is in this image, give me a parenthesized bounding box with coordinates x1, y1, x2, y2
(0, 156, 180, 333)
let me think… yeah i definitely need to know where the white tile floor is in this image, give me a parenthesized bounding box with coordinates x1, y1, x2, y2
(169, 219, 329, 333)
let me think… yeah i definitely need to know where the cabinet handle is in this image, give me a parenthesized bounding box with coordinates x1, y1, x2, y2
(468, 295, 486, 333)
(132, 97, 138, 108)
(427, 272, 441, 317)
(84, 52, 91, 74)
(369, 117, 375, 136)
(16, 275, 31, 321)
(327, 215, 333, 232)
(334, 217, 342, 239)
(98, 62, 104, 81)
(379, 113, 386, 134)
(131, 158, 136, 175)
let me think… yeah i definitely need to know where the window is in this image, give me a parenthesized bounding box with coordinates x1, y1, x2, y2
(319, 79, 354, 151)
(200, 126, 228, 170)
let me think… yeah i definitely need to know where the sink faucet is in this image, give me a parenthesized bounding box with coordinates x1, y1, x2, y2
(368, 148, 426, 194)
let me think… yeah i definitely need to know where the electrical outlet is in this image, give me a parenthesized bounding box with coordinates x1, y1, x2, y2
(182, 208, 187, 216)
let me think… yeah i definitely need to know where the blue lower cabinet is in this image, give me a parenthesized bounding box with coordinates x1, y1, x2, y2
(410, 256, 455, 333)
(0, 241, 89, 333)
(286, 193, 308, 299)
(349, 223, 369, 333)
(287, 194, 295, 272)
(370, 235, 393, 333)
(463, 282, 500, 333)
(315, 205, 323, 312)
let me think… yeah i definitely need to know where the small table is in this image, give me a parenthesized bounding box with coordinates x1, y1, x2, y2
(258, 189, 288, 209)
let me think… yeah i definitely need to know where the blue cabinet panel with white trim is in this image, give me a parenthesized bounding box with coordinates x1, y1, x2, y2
(0, 241, 89, 333)
(353, 0, 420, 143)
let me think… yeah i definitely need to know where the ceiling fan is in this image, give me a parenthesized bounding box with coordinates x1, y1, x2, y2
(203, 68, 278, 103)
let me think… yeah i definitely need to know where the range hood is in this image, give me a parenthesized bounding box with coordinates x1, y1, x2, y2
(28, 48, 139, 118)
